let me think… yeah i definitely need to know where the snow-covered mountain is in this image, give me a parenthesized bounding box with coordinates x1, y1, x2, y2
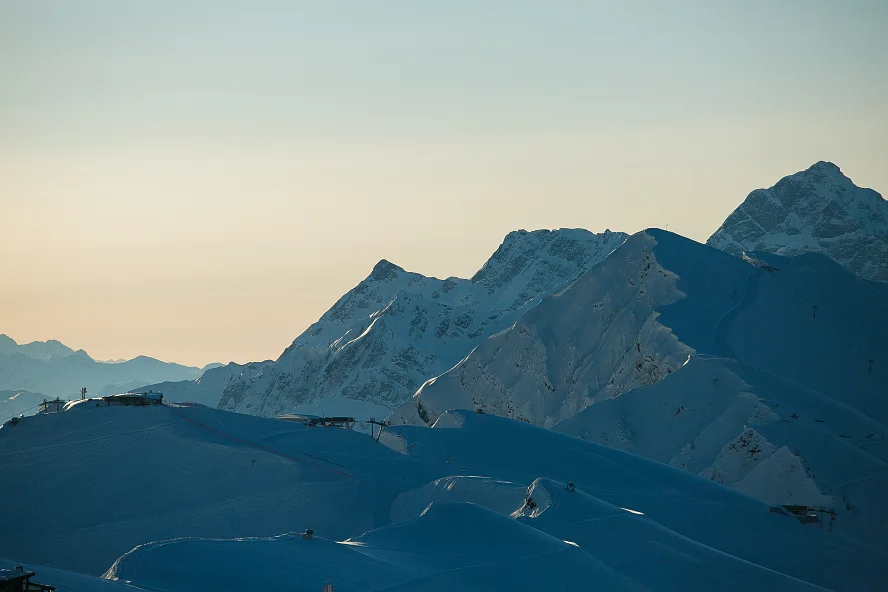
(0, 334, 75, 360)
(137, 362, 255, 408)
(0, 334, 213, 403)
(708, 161, 888, 281)
(217, 229, 627, 417)
(390, 229, 888, 513)
(0, 389, 52, 420)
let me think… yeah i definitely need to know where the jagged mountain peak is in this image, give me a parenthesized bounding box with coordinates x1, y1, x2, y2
(369, 259, 406, 282)
(0, 334, 76, 360)
(708, 161, 887, 281)
(783, 161, 861, 196)
(498, 227, 592, 243)
(471, 228, 627, 310)
(805, 160, 842, 175)
(473, 228, 622, 280)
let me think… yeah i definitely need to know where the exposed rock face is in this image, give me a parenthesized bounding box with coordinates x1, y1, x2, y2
(217, 229, 627, 417)
(708, 161, 888, 281)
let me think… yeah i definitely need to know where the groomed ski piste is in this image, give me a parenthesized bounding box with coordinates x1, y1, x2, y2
(2, 400, 887, 591)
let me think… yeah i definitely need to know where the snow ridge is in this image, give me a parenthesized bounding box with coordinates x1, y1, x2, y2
(0, 335, 210, 403)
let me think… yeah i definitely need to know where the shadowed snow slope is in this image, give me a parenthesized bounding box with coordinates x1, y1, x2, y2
(213, 229, 626, 418)
(708, 161, 888, 281)
(105, 503, 644, 592)
(382, 411, 886, 591)
(0, 404, 421, 575)
(509, 478, 826, 592)
(555, 356, 888, 549)
(3, 405, 885, 590)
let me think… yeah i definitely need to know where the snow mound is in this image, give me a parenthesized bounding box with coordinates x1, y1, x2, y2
(358, 501, 569, 564)
(106, 503, 645, 592)
(105, 533, 412, 592)
(390, 476, 527, 523)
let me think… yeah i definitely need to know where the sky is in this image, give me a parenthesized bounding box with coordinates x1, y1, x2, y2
(1, 0, 886, 367)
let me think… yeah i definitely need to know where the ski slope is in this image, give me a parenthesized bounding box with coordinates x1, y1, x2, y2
(1, 403, 886, 590)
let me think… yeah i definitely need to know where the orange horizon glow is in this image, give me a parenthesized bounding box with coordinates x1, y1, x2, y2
(2, 1, 886, 367)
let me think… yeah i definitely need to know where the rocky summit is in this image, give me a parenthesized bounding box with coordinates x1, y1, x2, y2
(708, 161, 888, 281)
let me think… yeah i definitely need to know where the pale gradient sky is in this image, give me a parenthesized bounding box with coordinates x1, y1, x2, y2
(1, 1, 886, 367)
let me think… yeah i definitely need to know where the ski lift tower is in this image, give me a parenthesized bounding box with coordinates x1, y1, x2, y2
(81, 387, 87, 400)
(366, 418, 389, 441)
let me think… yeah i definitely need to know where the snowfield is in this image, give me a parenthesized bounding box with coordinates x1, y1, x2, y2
(1, 403, 886, 591)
